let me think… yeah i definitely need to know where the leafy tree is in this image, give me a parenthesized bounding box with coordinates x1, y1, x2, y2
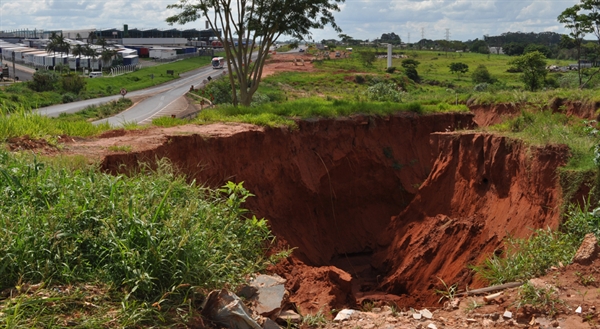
(401, 59, 420, 82)
(470, 39, 489, 54)
(288, 40, 300, 50)
(401, 59, 420, 69)
(339, 33, 359, 45)
(448, 62, 469, 78)
(100, 49, 117, 69)
(71, 44, 86, 70)
(96, 37, 108, 50)
(471, 64, 495, 84)
(524, 44, 552, 58)
(358, 50, 376, 67)
(380, 32, 401, 45)
(508, 51, 548, 91)
(558, 5, 591, 87)
(84, 44, 98, 72)
(45, 32, 69, 57)
(585, 42, 600, 65)
(166, 0, 344, 107)
(503, 42, 526, 56)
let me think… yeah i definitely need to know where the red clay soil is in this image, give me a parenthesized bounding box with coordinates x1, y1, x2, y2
(469, 104, 520, 126)
(373, 133, 570, 307)
(99, 113, 474, 315)
(469, 100, 600, 127)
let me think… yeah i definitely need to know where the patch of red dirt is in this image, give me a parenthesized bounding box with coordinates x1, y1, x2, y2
(261, 53, 319, 78)
(469, 103, 519, 126)
(6, 136, 53, 152)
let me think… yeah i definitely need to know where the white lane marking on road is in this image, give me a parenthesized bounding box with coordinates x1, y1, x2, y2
(139, 96, 183, 125)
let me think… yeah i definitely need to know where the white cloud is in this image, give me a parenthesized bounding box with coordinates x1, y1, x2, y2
(0, 0, 582, 42)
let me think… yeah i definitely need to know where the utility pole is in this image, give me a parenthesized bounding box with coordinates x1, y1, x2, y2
(445, 28, 450, 57)
(11, 52, 15, 81)
(407, 32, 410, 46)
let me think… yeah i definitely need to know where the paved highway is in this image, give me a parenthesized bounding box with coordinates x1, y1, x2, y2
(36, 63, 226, 122)
(93, 67, 226, 126)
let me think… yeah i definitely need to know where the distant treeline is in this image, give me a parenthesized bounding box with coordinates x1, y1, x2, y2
(413, 31, 597, 62)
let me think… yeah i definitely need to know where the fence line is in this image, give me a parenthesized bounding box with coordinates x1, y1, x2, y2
(110, 64, 142, 77)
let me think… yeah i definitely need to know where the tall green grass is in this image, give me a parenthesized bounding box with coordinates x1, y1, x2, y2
(194, 97, 468, 127)
(473, 202, 600, 285)
(0, 153, 276, 327)
(484, 110, 599, 171)
(0, 107, 112, 140)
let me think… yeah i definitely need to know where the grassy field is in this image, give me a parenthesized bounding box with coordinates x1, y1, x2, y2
(85, 56, 214, 97)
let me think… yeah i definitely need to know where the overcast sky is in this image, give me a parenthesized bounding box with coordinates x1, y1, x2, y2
(0, 0, 583, 42)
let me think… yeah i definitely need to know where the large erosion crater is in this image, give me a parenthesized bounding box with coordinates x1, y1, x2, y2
(101, 112, 569, 313)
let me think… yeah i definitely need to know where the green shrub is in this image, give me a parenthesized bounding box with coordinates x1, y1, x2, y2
(474, 83, 488, 91)
(473, 201, 600, 285)
(404, 67, 420, 82)
(386, 66, 397, 74)
(61, 92, 77, 103)
(29, 71, 60, 92)
(201, 78, 233, 104)
(358, 51, 376, 68)
(355, 75, 366, 84)
(61, 73, 87, 94)
(472, 64, 495, 84)
(364, 82, 403, 102)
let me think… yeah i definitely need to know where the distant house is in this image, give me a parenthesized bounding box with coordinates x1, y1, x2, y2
(489, 47, 504, 55)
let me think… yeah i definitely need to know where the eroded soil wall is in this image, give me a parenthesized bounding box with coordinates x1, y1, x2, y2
(102, 113, 472, 266)
(374, 132, 569, 305)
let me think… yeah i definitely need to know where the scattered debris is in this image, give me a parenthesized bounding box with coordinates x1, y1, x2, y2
(201, 289, 262, 329)
(459, 282, 523, 296)
(333, 309, 355, 322)
(483, 291, 502, 303)
(420, 309, 433, 319)
(576, 306, 582, 314)
(277, 310, 301, 324)
(246, 274, 287, 317)
(503, 310, 512, 319)
(573, 233, 599, 265)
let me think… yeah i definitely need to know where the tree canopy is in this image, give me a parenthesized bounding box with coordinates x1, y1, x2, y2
(166, 0, 344, 106)
(448, 62, 469, 78)
(508, 51, 548, 92)
(380, 32, 401, 44)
